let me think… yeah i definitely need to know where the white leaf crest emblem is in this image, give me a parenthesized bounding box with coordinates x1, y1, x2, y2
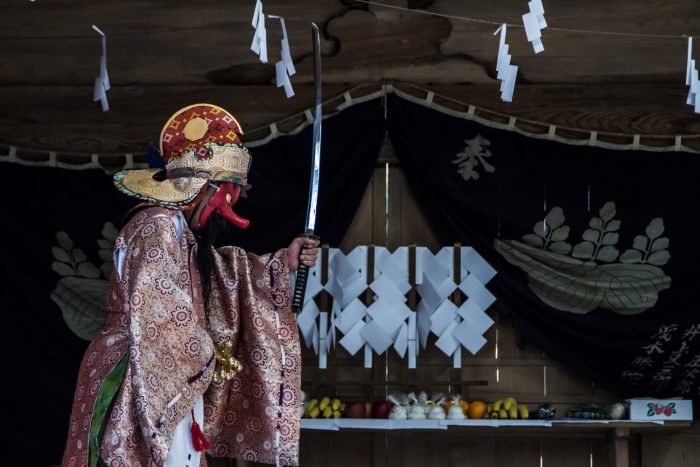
(494, 202, 671, 315)
(50, 223, 116, 340)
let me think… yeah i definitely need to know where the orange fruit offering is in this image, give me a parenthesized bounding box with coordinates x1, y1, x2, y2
(468, 401, 487, 419)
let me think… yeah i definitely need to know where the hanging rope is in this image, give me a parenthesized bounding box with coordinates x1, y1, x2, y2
(353, 0, 689, 40)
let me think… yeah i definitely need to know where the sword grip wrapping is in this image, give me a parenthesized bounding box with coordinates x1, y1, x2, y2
(292, 263, 309, 314)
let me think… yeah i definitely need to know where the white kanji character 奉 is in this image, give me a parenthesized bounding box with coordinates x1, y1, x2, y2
(452, 134, 496, 181)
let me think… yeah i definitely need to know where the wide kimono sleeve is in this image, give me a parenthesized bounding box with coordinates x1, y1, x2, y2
(204, 246, 301, 466)
(101, 213, 215, 465)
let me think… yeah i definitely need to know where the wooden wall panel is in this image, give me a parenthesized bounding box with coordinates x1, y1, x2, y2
(339, 165, 376, 251)
(394, 434, 450, 467)
(540, 437, 605, 467)
(298, 432, 375, 467)
(449, 438, 541, 467)
(641, 427, 700, 467)
(394, 165, 441, 250)
(496, 313, 545, 361)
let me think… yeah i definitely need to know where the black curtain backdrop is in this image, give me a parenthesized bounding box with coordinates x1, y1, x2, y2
(387, 94, 700, 404)
(223, 99, 385, 252)
(0, 99, 385, 466)
(0, 165, 135, 467)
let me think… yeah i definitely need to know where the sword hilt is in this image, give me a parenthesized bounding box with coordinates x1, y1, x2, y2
(292, 264, 309, 314)
(291, 233, 320, 314)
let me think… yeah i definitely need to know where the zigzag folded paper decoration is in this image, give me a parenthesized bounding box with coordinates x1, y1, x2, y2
(458, 300, 494, 335)
(686, 37, 700, 113)
(494, 24, 518, 102)
(452, 320, 488, 355)
(430, 300, 458, 336)
(92, 25, 110, 112)
(300, 246, 497, 368)
(336, 298, 366, 335)
(250, 0, 268, 63)
(522, 0, 547, 54)
(339, 319, 366, 355)
(394, 322, 409, 359)
(417, 247, 497, 360)
(360, 318, 395, 354)
(297, 298, 319, 348)
(461, 247, 497, 283)
(415, 246, 456, 349)
(375, 247, 412, 294)
(269, 15, 296, 98)
(296, 259, 322, 348)
(459, 275, 496, 311)
(435, 320, 460, 356)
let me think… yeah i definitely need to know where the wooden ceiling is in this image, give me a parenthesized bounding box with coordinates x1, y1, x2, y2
(1, 0, 700, 154)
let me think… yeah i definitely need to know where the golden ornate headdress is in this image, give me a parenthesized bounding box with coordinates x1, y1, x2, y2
(114, 103, 251, 206)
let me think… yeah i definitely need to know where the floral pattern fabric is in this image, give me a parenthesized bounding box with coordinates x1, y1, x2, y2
(62, 206, 300, 467)
(204, 246, 300, 465)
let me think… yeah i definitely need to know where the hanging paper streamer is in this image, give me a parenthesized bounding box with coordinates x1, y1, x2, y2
(250, 0, 268, 63)
(454, 247, 497, 354)
(268, 15, 296, 98)
(300, 246, 496, 369)
(415, 247, 454, 351)
(296, 258, 323, 353)
(416, 247, 497, 368)
(330, 247, 371, 367)
(686, 37, 700, 113)
(92, 25, 110, 112)
(362, 247, 411, 359)
(493, 24, 518, 102)
(522, 0, 547, 54)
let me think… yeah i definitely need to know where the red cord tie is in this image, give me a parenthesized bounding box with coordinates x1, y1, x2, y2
(191, 409, 212, 452)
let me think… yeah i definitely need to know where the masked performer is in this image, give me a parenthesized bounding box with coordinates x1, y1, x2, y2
(62, 104, 318, 467)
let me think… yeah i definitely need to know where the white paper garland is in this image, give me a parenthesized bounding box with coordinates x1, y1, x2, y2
(493, 24, 518, 102)
(522, 0, 547, 54)
(299, 246, 497, 369)
(92, 25, 110, 112)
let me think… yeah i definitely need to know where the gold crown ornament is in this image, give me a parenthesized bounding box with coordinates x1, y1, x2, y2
(114, 103, 251, 206)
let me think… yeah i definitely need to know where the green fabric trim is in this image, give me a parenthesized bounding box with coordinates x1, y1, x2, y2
(88, 353, 129, 467)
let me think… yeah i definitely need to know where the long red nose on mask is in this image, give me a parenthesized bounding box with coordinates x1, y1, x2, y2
(199, 182, 250, 229)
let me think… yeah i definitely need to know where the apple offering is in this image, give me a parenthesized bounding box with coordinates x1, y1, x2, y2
(344, 401, 367, 419)
(373, 400, 393, 419)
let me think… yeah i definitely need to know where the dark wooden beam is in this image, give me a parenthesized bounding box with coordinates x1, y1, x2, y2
(1, 83, 699, 156)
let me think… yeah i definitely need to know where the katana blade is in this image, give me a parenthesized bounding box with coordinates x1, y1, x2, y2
(304, 22, 322, 233)
(292, 22, 322, 313)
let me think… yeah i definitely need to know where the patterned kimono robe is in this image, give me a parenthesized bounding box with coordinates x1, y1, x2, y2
(62, 206, 301, 467)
